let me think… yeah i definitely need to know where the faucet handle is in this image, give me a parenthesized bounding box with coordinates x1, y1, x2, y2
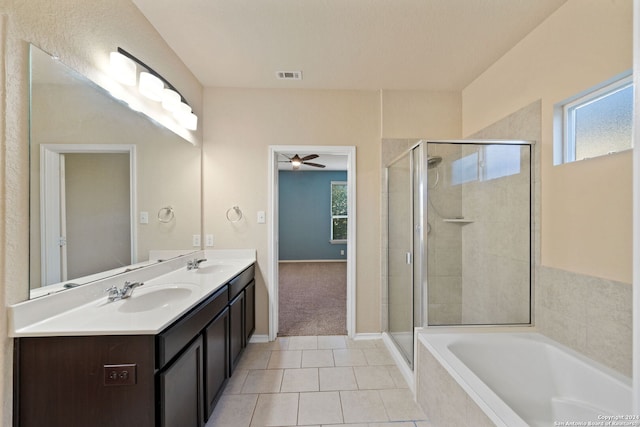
(104, 285, 121, 301)
(187, 258, 207, 270)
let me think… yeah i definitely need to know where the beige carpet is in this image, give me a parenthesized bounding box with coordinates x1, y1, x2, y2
(278, 262, 347, 336)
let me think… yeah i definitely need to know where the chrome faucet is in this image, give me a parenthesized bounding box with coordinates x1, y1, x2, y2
(187, 258, 207, 270)
(105, 281, 144, 302)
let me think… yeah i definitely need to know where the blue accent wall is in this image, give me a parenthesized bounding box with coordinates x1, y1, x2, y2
(279, 170, 347, 260)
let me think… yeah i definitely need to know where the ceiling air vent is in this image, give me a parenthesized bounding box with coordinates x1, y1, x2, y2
(276, 71, 303, 80)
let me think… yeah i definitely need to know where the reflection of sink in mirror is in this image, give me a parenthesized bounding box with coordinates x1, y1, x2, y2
(195, 261, 243, 275)
(117, 284, 198, 313)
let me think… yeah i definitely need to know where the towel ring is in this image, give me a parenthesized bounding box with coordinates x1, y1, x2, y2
(226, 206, 243, 222)
(158, 206, 175, 223)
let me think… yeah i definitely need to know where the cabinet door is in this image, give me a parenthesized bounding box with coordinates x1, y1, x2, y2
(229, 291, 245, 373)
(245, 280, 255, 342)
(204, 307, 229, 420)
(15, 336, 155, 427)
(159, 336, 204, 427)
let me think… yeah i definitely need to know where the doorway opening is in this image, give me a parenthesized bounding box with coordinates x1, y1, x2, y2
(268, 146, 356, 340)
(39, 144, 136, 286)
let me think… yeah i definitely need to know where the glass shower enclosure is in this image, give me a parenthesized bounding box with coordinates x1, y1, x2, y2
(386, 140, 533, 368)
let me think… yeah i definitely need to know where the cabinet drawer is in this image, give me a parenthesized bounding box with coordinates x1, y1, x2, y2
(229, 264, 255, 299)
(157, 285, 228, 368)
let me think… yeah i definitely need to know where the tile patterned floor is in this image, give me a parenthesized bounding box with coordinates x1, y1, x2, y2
(206, 336, 430, 427)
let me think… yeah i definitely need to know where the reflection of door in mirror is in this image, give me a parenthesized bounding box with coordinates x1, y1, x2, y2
(40, 145, 136, 286)
(29, 44, 202, 299)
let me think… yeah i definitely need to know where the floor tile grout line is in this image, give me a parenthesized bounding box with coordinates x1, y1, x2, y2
(247, 392, 259, 427)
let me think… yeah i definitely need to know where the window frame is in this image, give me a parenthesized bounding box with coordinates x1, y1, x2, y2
(558, 73, 633, 164)
(330, 180, 347, 244)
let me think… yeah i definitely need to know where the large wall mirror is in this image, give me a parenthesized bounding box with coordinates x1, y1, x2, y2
(29, 44, 201, 299)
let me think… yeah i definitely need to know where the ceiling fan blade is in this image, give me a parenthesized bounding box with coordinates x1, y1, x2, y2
(301, 154, 319, 161)
(303, 162, 326, 168)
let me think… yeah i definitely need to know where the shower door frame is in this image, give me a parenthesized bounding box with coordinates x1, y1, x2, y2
(384, 141, 427, 370)
(384, 139, 535, 371)
(424, 139, 535, 328)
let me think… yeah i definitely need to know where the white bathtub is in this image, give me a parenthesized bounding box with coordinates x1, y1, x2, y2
(418, 331, 633, 427)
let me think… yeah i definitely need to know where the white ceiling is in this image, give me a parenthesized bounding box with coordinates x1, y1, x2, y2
(132, 0, 567, 91)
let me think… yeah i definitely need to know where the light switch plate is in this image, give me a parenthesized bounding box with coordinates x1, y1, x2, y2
(257, 211, 266, 224)
(139, 211, 149, 224)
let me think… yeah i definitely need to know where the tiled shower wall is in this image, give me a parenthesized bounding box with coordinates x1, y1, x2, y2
(425, 143, 463, 324)
(459, 144, 531, 324)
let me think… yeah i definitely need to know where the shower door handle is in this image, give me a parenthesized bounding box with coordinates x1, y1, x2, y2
(406, 252, 412, 265)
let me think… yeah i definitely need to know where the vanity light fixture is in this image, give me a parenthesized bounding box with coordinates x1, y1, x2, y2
(109, 47, 198, 131)
(161, 88, 181, 112)
(110, 51, 136, 86)
(138, 71, 164, 101)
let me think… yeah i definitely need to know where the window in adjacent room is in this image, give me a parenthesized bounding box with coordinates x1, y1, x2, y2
(555, 73, 633, 165)
(330, 181, 347, 243)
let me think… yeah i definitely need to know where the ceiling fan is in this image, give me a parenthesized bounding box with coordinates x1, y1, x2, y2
(280, 154, 326, 170)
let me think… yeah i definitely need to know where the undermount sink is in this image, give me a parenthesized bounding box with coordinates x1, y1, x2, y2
(117, 284, 199, 313)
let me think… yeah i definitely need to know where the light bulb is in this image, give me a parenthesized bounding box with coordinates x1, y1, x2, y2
(110, 51, 136, 86)
(181, 112, 198, 131)
(173, 101, 191, 118)
(161, 88, 181, 112)
(139, 71, 164, 101)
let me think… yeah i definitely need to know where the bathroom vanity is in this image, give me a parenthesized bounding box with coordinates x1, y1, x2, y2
(9, 250, 256, 427)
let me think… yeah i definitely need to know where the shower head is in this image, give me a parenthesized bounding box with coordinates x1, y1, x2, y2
(427, 156, 442, 169)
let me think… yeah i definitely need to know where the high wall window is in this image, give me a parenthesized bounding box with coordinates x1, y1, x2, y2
(555, 73, 633, 165)
(451, 144, 521, 186)
(330, 181, 347, 243)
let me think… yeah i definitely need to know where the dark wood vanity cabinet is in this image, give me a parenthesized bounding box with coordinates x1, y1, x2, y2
(229, 290, 245, 372)
(14, 263, 255, 427)
(159, 335, 204, 427)
(13, 335, 156, 427)
(245, 280, 256, 342)
(204, 307, 229, 418)
(228, 265, 256, 373)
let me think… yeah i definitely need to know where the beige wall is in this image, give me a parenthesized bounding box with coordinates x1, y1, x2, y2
(203, 88, 462, 336)
(462, 0, 633, 283)
(1, 1, 203, 424)
(203, 87, 382, 335)
(381, 90, 461, 139)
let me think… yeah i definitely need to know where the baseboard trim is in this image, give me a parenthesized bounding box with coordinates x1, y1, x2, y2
(352, 332, 383, 340)
(278, 259, 347, 263)
(249, 334, 269, 343)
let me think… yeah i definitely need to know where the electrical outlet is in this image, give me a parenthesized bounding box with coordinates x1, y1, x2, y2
(340, 249, 345, 256)
(193, 234, 201, 247)
(103, 364, 136, 386)
(205, 234, 214, 247)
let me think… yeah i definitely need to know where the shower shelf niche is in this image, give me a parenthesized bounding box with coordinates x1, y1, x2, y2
(442, 218, 474, 224)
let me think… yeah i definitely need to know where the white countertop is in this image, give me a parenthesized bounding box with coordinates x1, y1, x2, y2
(9, 249, 256, 337)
